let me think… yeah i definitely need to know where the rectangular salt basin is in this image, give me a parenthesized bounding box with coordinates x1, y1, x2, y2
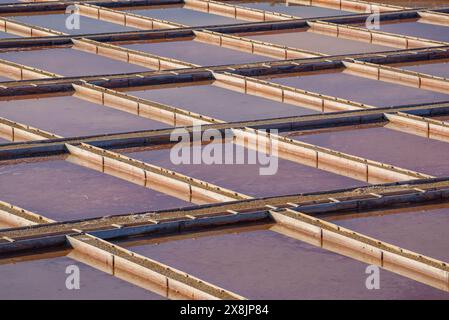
(123, 40, 270, 66)
(402, 62, 449, 79)
(14, 14, 137, 35)
(248, 31, 393, 55)
(124, 143, 365, 198)
(375, 21, 449, 43)
(0, 255, 162, 299)
(335, 206, 449, 262)
(237, 1, 352, 18)
(0, 95, 166, 137)
(128, 228, 449, 299)
(0, 159, 189, 221)
(0, 48, 147, 77)
(270, 72, 449, 106)
(294, 125, 449, 177)
(126, 8, 246, 26)
(130, 84, 315, 122)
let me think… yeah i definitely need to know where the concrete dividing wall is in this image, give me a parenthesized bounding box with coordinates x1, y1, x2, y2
(67, 236, 180, 299)
(184, 0, 296, 22)
(419, 11, 449, 27)
(194, 30, 321, 59)
(271, 209, 449, 292)
(67, 234, 245, 300)
(0, 17, 63, 37)
(307, 21, 445, 49)
(65, 143, 189, 202)
(0, 201, 54, 227)
(0, 59, 59, 81)
(213, 72, 371, 112)
(0, 118, 61, 142)
(72, 83, 216, 126)
(290, 0, 407, 12)
(66, 143, 246, 204)
(386, 113, 449, 142)
(78, 4, 184, 29)
(70, 76, 429, 185)
(72, 39, 196, 71)
(233, 127, 430, 183)
(344, 61, 449, 94)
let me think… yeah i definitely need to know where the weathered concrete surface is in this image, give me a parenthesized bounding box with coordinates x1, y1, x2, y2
(123, 41, 269, 66)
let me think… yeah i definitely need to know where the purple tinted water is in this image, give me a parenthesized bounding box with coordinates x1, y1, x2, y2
(124, 144, 365, 198)
(249, 31, 393, 55)
(402, 62, 449, 79)
(0, 159, 189, 221)
(0, 32, 18, 39)
(377, 22, 449, 43)
(0, 221, 12, 229)
(1, 2, 448, 300)
(295, 125, 449, 177)
(126, 8, 246, 26)
(124, 41, 270, 66)
(14, 14, 137, 35)
(238, 2, 351, 18)
(0, 96, 166, 137)
(271, 72, 449, 106)
(130, 84, 315, 122)
(336, 206, 449, 262)
(0, 48, 147, 77)
(130, 229, 449, 299)
(0, 256, 162, 299)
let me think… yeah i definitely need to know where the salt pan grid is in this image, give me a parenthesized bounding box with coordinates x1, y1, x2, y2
(1, 0, 449, 300)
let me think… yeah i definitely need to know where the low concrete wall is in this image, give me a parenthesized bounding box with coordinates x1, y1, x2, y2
(78, 3, 183, 29)
(308, 21, 445, 49)
(68, 234, 244, 300)
(184, 0, 296, 22)
(290, 0, 407, 13)
(271, 209, 449, 292)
